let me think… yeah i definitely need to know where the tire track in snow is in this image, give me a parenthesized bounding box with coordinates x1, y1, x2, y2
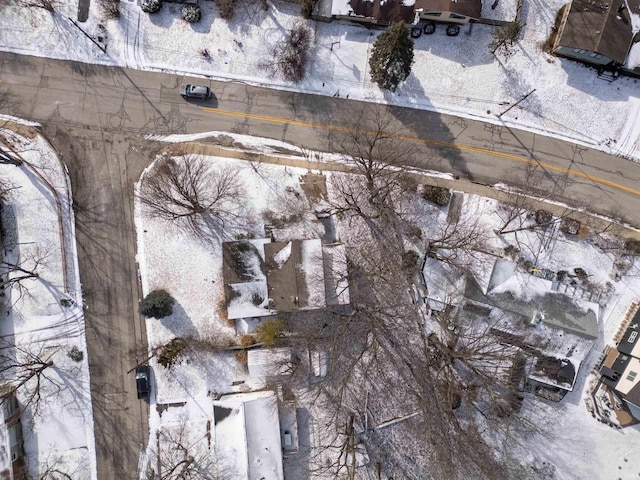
(616, 98, 640, 161)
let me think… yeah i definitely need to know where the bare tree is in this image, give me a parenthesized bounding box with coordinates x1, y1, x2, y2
(0, 256, 42, 292)
(20, 0, 58, 11)
(286, 217, 534, 479)
(489, 22, 522, 59)
(328, 106, 420, 224)
(152, 416, 222, 480)
(0, 341, 59, 419)
(38, 451, 89, 480)
(268, 21, 313, 82)
(0, 245, 48, 303)
(428, 215, 492, 273)
(0, 178, 19, 201)
(138, 155, 245, 238)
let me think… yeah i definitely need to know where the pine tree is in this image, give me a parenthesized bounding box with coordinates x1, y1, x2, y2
(369, 22, 414, 92)
(139, 289, 175, 318)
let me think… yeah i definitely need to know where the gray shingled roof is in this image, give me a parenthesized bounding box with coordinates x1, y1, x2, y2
(558, 0, 634, 63)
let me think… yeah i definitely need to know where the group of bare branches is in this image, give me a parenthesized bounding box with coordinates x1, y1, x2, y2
(276, 105, 539, 479)
(133, 105, 568, 478)
(138, 154, 246, 240)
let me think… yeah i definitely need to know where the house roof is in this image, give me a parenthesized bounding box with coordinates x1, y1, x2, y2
(223, 239, 349, 320)
(264, 239, 327, 313)
(618, 309, 640, 357)
(322, 244, 351, 306)
(422, 256, 466, 311)
(415, 0, 482, 19)
(346, 0, 414, 23)
(247, 347, 292, 378)
(557, 0, 634, 64)
(614, 356, 640, 394)
(223, 239, 272, 320)
(214, 391, 284, 480)
(483, 259, 599, 338)
(338, 0, 481, 23)
(529, 355, 579, 391)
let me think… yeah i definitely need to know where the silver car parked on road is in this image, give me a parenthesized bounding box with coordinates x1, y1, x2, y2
(180, 84, 212, 100)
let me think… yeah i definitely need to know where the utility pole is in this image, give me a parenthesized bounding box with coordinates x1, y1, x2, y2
(498, 88, 536, 117)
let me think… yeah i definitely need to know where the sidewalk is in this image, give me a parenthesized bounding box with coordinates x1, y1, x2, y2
(162, 139, 640, 240)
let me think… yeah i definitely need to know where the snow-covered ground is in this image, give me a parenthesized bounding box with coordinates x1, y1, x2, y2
(136, 132, 640, 479)
(0, 0, 639, 160)
(0, 119, 96, 479)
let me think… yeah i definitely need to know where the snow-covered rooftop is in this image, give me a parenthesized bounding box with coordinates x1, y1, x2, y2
(422, 255, 466, 310)
(214, 390, 284, 480)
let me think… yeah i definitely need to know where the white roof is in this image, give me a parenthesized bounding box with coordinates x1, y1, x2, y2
(300, 239, 327, 310)
(214, 391, 284, 480)
(422, 256, 466, 309)
(247, 348, 292, 378)
(321, 244, 350, 306)
(0, 400, 12, 478)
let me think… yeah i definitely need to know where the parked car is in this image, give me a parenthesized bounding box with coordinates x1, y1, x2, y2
(135, 365, 150, 399)
(180, 84, 212, 100)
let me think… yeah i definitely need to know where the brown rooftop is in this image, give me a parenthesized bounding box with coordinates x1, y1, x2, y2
(558, 0, 634, 63)
(348, 0, 415, 23)
(348, 0, 481, 23)
(415, 0, 482, 19)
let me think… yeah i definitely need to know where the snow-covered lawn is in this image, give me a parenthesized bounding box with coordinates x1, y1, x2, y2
(0, 119, 96, 479)
(136, 132, 640, 479)
(0, 0, 639, 160)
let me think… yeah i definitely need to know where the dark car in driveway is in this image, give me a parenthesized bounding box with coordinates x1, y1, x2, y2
(180, 84, 212, 100)
(135, 365, 150, 400)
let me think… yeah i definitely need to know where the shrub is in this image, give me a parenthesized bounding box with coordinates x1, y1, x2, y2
(625, 239, 640, 256)
(181, 3, 201, 22)
(535, 209, 553, 226)
(240, 334, 256, 347)
(251, 293, 264, 306)
(99, 0, 120, 19)
(141, 0, 162, 13)
(422, 185, 451, 206)
(255, 318, 285, 348)
(67, 346, 84, 362)
(215, 0, 235, 19)
(139, 289, 175, 318)
(158, 338, 188, 369)
(560, 217, 581, 235)
(573, 267, 588, 281)
(402, 250, 420, 270)
(272, 22, 312, 82)
(23, 0, 58, 12)
(234, 349, 248, 363)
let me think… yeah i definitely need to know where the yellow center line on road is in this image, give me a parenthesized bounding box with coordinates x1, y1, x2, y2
(202, 107, 640, 197)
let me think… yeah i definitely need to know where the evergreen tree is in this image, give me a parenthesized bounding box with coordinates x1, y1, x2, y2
(369, 22, 414, 92)
(139, 289, 175, 318)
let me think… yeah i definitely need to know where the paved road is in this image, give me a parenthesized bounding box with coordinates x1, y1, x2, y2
(1, 51, 640, 479)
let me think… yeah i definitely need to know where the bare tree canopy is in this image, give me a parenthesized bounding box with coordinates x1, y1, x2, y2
(0, 341, 59, 419)
(328, 105, 422, 230)
(152, 416, 223, 480)
(139, 155, 245, 237)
